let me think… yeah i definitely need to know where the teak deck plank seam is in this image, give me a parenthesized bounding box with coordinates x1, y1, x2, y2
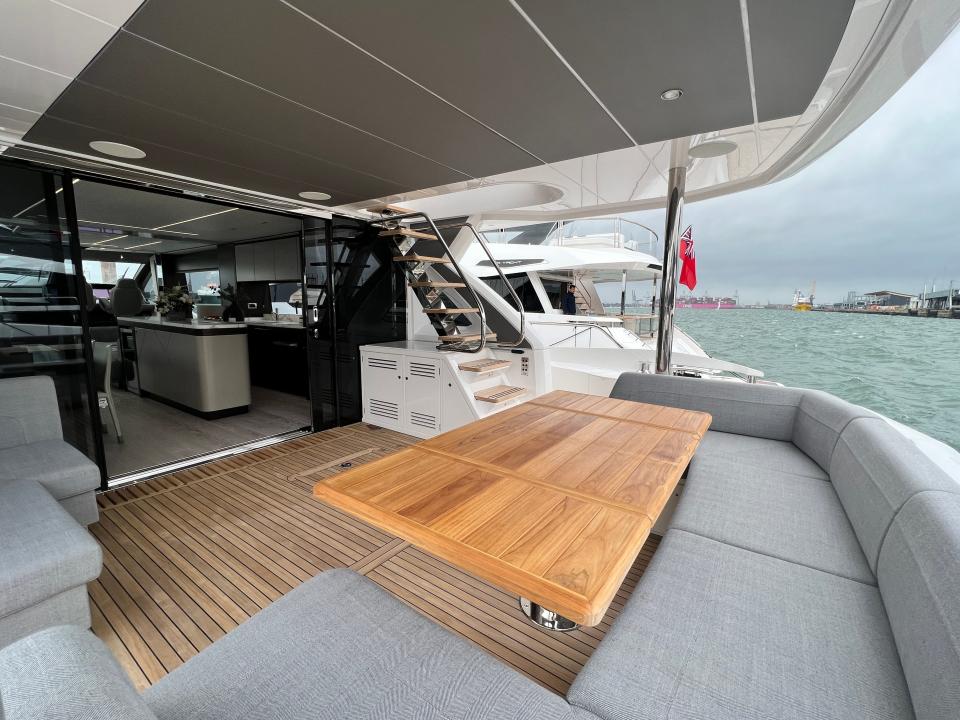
(90, 423, 661, 695)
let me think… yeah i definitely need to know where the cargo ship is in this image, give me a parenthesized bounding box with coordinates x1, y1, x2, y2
(676, 296, 738, 309)
(793, 282, 816, 311)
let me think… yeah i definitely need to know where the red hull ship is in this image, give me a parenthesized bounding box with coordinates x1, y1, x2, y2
(676, 297, 738, 309)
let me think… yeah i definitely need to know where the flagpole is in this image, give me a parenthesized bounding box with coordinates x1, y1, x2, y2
(655, 138, 689, 374)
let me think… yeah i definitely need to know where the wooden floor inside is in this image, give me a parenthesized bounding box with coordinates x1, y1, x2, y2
(90, 423, 661, 695)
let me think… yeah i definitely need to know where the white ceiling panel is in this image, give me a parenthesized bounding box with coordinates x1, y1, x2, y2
(51, 0, 144, 27)
(0, 57, 72, 115)
(0, 0, 125, 76)
(0, 0, 141, 143)
(0, 102, 40, 136)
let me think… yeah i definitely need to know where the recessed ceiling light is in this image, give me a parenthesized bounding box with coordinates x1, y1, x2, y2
(89, 141, 146, 159)
(298, 191, 332, 201)
(660, 88, 683, 101)
(688, 139, 738, 158)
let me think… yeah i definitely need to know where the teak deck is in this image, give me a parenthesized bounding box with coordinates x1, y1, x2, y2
(90, 423, 663, 695)
(313, 391, 710, 625)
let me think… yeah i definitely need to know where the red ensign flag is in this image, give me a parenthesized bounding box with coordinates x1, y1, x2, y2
(679, 226, 697, 290)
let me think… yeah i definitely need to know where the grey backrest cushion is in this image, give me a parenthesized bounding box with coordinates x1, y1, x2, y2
(610, 373, 802, 441)
(878, 491, 960, 720)
(0, 376, 62, 450)
(0, 625, 157, 720)
(830, 417, 960, 573)
(792, 389, 877, 471)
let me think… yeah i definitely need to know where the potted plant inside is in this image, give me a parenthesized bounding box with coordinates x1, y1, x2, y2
(155, 285, 194, 321)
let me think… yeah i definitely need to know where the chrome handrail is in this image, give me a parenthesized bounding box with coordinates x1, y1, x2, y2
(371, 211, 488, 353)
(532, 319, 625, 349)
(482, 216, 659, 255)
(432, 221, 525, 348)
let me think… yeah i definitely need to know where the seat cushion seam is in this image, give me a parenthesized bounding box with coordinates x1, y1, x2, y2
(669, 527, 877, 586)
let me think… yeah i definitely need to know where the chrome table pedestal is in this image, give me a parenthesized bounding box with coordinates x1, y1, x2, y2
(519, 597, 578, 632)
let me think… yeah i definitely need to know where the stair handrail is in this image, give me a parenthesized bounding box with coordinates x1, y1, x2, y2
(372, 211, 488, 353)
(431, 221, 526, 348)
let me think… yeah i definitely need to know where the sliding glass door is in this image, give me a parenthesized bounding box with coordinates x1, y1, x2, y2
(0, 161, 104, 483)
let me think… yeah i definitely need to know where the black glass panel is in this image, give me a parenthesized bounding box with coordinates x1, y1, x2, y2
(0, 162, 101, 473)
(303, 216, 406, 429)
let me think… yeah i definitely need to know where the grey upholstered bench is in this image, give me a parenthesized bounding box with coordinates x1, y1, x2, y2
(0, 375, 101, 525)
(0, 478, 102, 648)
(0, 568, 588, 720)
(568, 373, 960, 720)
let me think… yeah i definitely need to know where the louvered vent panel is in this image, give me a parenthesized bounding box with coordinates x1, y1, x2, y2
(409, 410, 438, 429)
(369, 399, 400, 420)
(409, 361, 437, 378)
(368, 357, 399, 370)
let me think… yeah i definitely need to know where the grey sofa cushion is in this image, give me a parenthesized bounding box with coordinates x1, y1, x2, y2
(568, 529, 913, 720)
(830, 417, 960, 573)
(610, 373, 802, 441)
(0, 479, 102, 622)
(671, 453, 874, 583)
(793, 389, 877, 472)
(0, 439, 100, 501)
(696, 429, 827, 479)
(0, 376, 62, 450)
(0, 625, 157, 720)
(145, 568, 583, 720)
(878, 491, 960, 720)
(0, 586, 91, 650)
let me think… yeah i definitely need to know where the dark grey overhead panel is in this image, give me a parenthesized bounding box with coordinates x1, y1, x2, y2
(747, 0, 855, 120)
(73, 180, 300, 244)
(33, 78, 398, 202)
(124, 0, 536, 178)
(29, 113, 373, 206)
(73, 180, 229, 230)
(179, 210, 300, 243)
(24, 33, 468, 202)
(286, 0, 632, 163)
(519, 0, 853, 141)
(517, 0, 754, 142)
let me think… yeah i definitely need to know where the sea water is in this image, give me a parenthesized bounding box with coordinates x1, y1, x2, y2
(671, 308, 960, 450)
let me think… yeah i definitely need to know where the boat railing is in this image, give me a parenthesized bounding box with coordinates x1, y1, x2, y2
(481, 216, 659, 256)
(533, 319, 626, 349)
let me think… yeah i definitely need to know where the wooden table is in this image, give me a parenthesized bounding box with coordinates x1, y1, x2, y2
(313, 390, 710, 627)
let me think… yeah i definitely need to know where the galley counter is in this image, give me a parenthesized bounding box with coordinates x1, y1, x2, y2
(118, 317, 252, 418)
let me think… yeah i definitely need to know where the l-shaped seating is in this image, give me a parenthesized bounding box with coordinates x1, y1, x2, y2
(0, 376, 103, 648)
(1, 373, 958, 719)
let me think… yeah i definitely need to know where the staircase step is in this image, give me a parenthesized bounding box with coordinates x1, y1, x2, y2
(379, 228, 438, 241)
(366, 203, 413, 215)
(393, 254, 451, 264)
(410, 281, 466, 289)
(459, 359, 511, 373)
(474, 385, 527, 404)
(438, 333, 497, 343)
(423, 307, 480, 315)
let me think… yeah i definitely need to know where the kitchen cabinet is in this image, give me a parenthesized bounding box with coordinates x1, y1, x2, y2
(235, 242, 255, 282)
(235, 237, 300, 282)
(272, 237, 301, 280)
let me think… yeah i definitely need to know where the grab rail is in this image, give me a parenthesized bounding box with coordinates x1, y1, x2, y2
(532, 319, 626, 349)
(433, 221, 526, 348)
(372, 211, 488, 353)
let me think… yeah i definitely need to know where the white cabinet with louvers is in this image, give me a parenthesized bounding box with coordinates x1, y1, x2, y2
(361, 352, 404, 432)
(360, 347, 442, 438)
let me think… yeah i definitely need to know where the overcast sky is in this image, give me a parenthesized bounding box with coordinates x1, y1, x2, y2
(618, 26, 960, 306)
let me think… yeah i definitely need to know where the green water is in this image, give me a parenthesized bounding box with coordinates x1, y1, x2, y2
(671, 308, 960, 450)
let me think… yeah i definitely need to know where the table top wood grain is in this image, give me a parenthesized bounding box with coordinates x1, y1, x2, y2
(313, 390, 711, 625)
